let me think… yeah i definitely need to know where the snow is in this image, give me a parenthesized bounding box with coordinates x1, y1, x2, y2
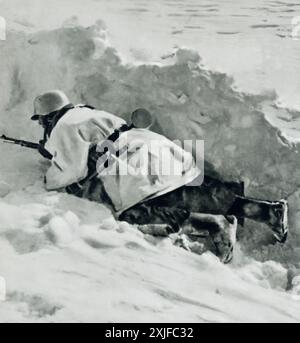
(0, 0, 300, 322)
(0, 131, 299, 323)
(0, 181, 10, 198)
(0, 183, 300, 323)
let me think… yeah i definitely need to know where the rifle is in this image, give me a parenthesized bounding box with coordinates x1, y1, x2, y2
(0, 134, 39, 150)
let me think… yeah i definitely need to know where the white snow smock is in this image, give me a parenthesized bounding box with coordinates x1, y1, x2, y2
(45, 106, 201, 213)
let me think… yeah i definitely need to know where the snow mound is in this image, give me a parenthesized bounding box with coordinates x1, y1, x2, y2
(0, 186, 300, 322)
(1, 22, 300, 322)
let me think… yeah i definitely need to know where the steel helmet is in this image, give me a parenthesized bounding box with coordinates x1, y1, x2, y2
(31, 90, 71, 120)
(131, 108, 154, 129)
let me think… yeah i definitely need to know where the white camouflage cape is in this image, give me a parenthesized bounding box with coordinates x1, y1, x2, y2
(45, 106, 201, 213)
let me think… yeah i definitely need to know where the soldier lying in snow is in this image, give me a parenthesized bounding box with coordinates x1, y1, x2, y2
(31, 90, 289, 263)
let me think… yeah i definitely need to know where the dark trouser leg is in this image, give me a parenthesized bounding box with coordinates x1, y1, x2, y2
(120, 175, 288, 242)
(119, 202, 238, 264)
(119, 176, 243, 230)
(144, 176, 244, 215)
(145, 176, 288, 242)
(119, 204, 190, 233)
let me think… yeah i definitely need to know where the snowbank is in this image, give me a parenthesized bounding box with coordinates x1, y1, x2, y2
(1, 23, 300, 322)
(0, 186, 300, 322)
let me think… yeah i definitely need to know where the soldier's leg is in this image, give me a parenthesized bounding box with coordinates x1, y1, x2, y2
(176, 181, 288, 243)
(119, 203, 237, 263)
(119, 203, 190, 234)
(147, 176, 244, 215)
(146, 175, 288, 243)
(227, 196, 288, 243)
(182, 213, 237, 264)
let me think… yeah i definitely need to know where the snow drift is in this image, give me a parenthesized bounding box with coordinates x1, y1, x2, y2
(0, 22, 300, 322)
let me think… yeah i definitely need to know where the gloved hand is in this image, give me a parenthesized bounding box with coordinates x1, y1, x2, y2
(38, 140, 53, 160)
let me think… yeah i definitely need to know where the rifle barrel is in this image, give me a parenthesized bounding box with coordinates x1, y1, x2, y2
(0, 135, 39, 150)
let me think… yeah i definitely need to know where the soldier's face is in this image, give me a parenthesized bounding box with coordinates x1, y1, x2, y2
(38, 115, 53, 129)
(38, 116, 45, 127)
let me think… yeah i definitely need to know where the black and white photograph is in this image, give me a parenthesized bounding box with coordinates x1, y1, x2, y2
(0, 0, 300, 325)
